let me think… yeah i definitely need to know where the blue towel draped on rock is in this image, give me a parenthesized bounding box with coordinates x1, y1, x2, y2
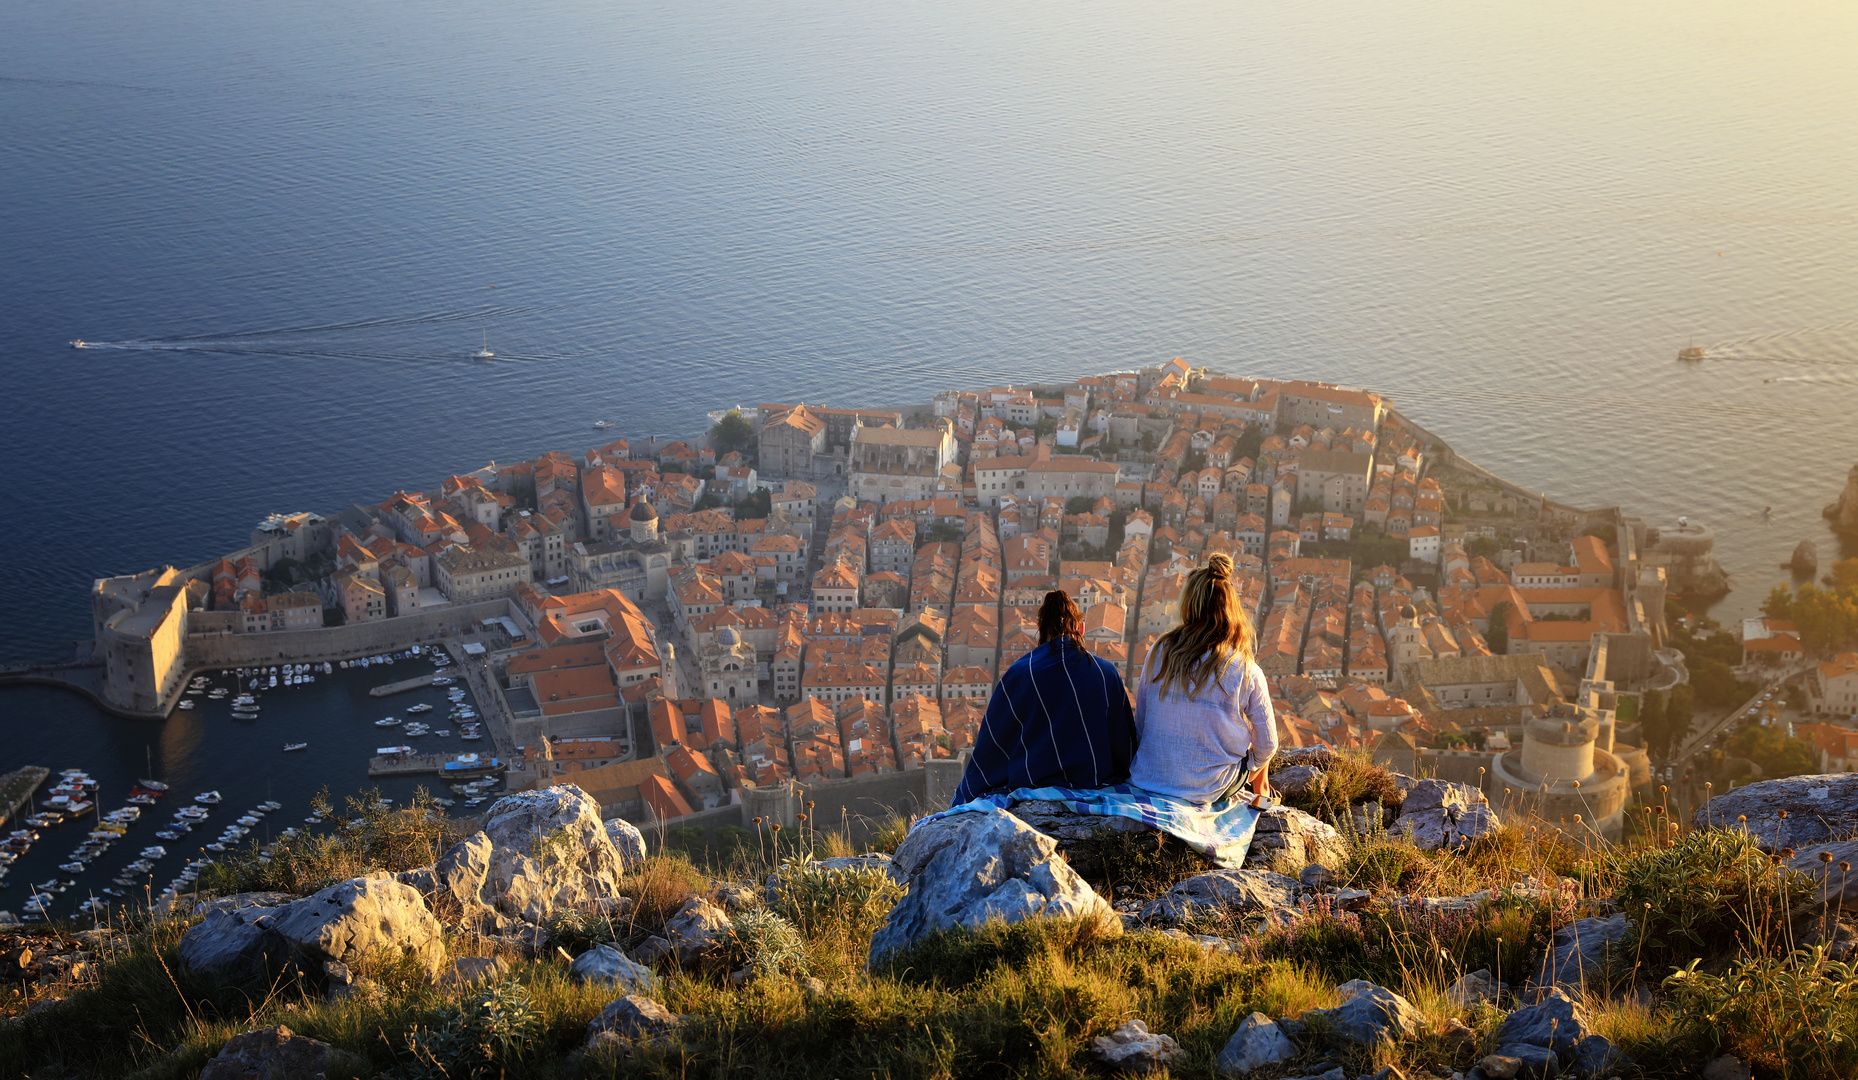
(922, 782, 1270, 870)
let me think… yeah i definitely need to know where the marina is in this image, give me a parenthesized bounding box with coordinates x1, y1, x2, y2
(0, 647, 504, 922)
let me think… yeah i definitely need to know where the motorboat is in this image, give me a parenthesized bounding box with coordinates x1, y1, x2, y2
(375, 717, 402, 727)
(593, 420, 613, 430)
(141, 846, 168, 859)
(155, 829, 183, 841)
(194, 791, 222, 804)
(1678, 344, 1706, 361)
(58, 862, 86, 874)
(175, 806, 209, 820)
(237, 816, 260, 826)
(259, 801, 282, 812)
(127, 793, 159, 806)
(283, 742, 309, 752)
(178, 700, 196, 710)
(405, 703, 433, 714)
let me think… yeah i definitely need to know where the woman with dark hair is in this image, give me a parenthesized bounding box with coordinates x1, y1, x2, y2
(951, 589, 1137, 803)
(1128, 551, 1277, 803)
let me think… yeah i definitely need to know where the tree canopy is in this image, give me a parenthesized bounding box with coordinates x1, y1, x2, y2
(1761, 558, 1858, 654)
(709, 410, 756, 456)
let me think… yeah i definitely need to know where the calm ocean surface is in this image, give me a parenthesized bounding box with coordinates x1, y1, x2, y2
(1, 0, 1854, 892)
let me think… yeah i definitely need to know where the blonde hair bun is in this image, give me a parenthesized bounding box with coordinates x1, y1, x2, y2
(1205, 552, 1233, 580)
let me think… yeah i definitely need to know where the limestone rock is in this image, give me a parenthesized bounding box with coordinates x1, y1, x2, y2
(440, 955, 508, 989)
(631, 935, 673, 965)
(1245, 806, 1348, 869)
(1485, 1043, 1554, 1080)
(713, 882, 763, 912)
(1495, 988, 1587, 1055)
(1823, 463, 1858, 535)
(571, 943, 657, 990)
(192, 892, 298, 918)
(1216, 1011, 1299, 1075)
(868, 807, 1118, 965)
(1694, 775, 1858, 852)
(1786, 840, 1858, 909)
(178, 905, 286, 986)
(416, 787, 627, 931)
(1531, 914, 1628, 993)
(1298, 863, 1335, 889)
(1287, 1069, 1345, 1080)
(603, 817, 647, 867)
(1302, 980, 1423, 1044)
(1276, 745, 1341, 770)
(1790, 540, 1819, 576)
(1089, 1018, 1181, 1074)
(1391, 779, 1499, 851)
(1142, 869, 1302, 925)
(586, 994, 681, 1043)
(267, 876, 446, 977)
(198, 1024, 357, 1080)
(1445, 968, 1504, 1008)
(663, 897, 734, 966)
(1268, 764, 1326, 798)
(1569, 1033, 1626, 1079)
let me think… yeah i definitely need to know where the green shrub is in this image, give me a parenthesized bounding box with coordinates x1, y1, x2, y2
(730, 908, 811, 978)
(390, 981, 544, 1080)
(1340, 833, 1437, 893)
(1283, 752, 1404, 826)
(768, 853, 905, 943)
(542, 907, 621, 956)
(198, 787, 458, 897)
(1664, 946, 1858, 1080)
(1608, 828, 1811, 973)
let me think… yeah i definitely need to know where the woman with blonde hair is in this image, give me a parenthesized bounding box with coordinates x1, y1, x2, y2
(1128, 552, 1277, 804)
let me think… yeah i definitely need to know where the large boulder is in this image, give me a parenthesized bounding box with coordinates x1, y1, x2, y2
(1302, 980, 1423, 1044)
(1142, 869, 1303, 925)
(1245, 807, 1347, 870)
(198, 1024, 357, 1080)
(1788, 840, 1858, 909)
(266, 876, 446, 978)
(1090, 1019, 1181, 1074)
(410, 787, 626, 931)
(1696, 775, 1858, 852)
(586, 994, 681, 1043)
(178, 905, 288, 986)
(868, 807, 1118, 965)
(604, 818, 647, 868)
(1531, 914, 1628, 993)
(1390, 779, 1500, 850)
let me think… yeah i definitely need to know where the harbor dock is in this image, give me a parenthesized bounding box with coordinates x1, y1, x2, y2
(368, 752, 449, 776)
(368, 674, 439, 698)
(0, 766, 51, 826)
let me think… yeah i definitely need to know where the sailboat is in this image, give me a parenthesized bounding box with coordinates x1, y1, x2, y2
(471, 329, 495, 361)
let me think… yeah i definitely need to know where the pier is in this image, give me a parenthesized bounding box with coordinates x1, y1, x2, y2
(368, 674, 439, 698)
(0, 766, 51, 827)
(368, 752, 448, 776)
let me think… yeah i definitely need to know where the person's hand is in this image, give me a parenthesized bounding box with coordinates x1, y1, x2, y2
(1250, 766, 1272, 803)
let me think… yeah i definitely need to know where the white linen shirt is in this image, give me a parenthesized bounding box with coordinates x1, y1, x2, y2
(1127, 647, 1278, 804)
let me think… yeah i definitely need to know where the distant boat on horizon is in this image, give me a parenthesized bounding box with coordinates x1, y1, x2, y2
(471, 329, 495, 361)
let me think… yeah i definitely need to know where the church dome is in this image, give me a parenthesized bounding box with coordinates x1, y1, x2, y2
(629, 499, 658, 522)
(718, 626, 742, 647)
(1398, 603, 1417, 621)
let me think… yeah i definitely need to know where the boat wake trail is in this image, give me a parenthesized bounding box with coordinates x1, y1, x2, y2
(69, 306, 563, 364)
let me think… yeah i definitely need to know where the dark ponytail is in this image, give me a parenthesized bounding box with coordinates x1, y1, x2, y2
(1038, 590, 1084, 648)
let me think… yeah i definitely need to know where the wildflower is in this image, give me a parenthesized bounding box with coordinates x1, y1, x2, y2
(796, 813, 809, 823)
(1779, 809, 1789, 819)
(1841, 862, 1851, 873)
(1781, 848, 1796, 859)
(1820, 851, 1834, 864)
(752, 816, 764, 826)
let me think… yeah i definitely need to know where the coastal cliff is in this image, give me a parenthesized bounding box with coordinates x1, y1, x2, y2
(1826, 463, 1858, 535)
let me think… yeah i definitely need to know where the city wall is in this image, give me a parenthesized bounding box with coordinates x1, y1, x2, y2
(182, 599, 514, 669)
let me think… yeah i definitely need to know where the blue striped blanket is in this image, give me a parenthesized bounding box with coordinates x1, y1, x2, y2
(922, 783, 1271, 870)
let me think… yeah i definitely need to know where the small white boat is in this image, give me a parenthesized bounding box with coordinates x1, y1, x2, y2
(593, 420, 613, 430)
(471, 329, 495, 361)
(177, 700, 196, 710)
(194, 791, 222, 805)
(375, 717, 402, 727)
(283, 742, 309, 752)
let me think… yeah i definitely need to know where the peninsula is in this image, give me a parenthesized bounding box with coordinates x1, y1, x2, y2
(66, 359, 1756, 840)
